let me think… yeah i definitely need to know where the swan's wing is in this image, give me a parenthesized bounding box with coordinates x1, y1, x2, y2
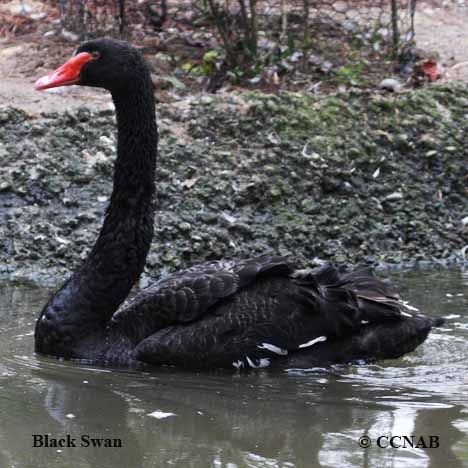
(110, 255, 293, 343)
(132, 264, 415, 369)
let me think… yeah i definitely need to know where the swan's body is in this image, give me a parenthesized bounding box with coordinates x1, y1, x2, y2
(34, 39, 439, 370)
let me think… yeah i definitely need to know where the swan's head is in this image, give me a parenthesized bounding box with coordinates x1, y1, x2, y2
(35, 38, 149, 93)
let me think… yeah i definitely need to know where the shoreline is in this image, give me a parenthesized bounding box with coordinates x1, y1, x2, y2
(1, 84, 467, 285)
(1, 256, 467, 289)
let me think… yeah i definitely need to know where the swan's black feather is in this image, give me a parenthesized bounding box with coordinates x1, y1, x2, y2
(128, 259, 430, 369)
(34, 39, 441, 370)
(111, 255, 293, 344)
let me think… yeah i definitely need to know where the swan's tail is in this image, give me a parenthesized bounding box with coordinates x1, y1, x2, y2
(346, 314, 435, 360)
(286, 264, 444, 367)
(283, 315, 440, 369)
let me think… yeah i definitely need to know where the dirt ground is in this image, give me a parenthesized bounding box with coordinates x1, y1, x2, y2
(0, 42, 112, 114)
(415, 1, 468, 82)
(0, 3, 467, 282)
(0, 41, 110, 114)
(1, 85, 467, 282)
(0, 1, 467, 114)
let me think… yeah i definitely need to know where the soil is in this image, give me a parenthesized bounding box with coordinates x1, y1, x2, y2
(415, 1, 468, 82)
(0, 2, 467, 284)
(0, 85, 467, 284)
(0, 38, 111, 114)
(0, 1, 467, 114)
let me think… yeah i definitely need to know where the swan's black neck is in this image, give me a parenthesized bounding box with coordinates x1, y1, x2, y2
(35, 75, 158, 358)
(83, 82, 158, 310)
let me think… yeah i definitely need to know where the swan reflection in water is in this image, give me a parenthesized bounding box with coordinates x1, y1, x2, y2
(1, 270, 468, 468)
(3, 360, 460, 468)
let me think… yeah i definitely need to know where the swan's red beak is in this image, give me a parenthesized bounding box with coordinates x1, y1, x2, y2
(35, 52, 93, 90)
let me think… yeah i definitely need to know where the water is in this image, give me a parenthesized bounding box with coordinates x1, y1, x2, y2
(0, 267, 467, 468)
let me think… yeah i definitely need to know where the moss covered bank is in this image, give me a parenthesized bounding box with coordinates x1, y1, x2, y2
(0, 84, 467, 283)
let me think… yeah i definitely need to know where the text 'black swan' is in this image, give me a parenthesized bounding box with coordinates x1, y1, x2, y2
(34, 39, 441, 370)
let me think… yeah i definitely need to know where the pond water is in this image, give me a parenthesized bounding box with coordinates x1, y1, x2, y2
(0, 267, 467, 468)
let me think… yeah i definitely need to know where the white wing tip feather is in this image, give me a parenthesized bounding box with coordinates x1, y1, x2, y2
(298, 336, 327, 349)
(257, 343, 288, 355)
(246, 356, 270, 368)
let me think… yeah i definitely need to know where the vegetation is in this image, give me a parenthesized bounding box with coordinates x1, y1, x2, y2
(1, 83, 466, 281)
(1, 1, 419, 92)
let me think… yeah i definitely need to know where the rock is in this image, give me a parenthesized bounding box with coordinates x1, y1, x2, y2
(61, 30, 80, 42)
(419, 134, 437, 149)
(321, 176, 342, 193)
(178, 222, 191, 232)
(301, 199, 321, 214)
(379, 78, 403, 92)
(0, 181, 11, 192)
(384, 192, 404, 201)
(1, 83, 467, 281)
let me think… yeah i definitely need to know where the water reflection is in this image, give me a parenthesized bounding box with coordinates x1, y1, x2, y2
(0, 266, 467, 468)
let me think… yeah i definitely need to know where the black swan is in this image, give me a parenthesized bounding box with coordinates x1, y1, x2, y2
(34, 39, 440, 370)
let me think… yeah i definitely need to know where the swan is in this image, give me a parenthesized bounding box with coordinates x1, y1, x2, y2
(34, 39, 440, 369)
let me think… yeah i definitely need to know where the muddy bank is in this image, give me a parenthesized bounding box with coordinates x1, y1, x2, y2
(0, 84, 467, 284)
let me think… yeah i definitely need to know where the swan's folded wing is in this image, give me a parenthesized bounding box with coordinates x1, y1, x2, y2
(110, 255, 293, 343)
(132, 264, 422, 369)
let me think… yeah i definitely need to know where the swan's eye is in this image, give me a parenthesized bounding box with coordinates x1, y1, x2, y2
(91, 51, 101, 60)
